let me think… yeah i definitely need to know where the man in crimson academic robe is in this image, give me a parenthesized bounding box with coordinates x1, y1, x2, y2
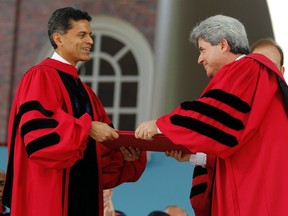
(165, 37, 287, 216)
(135, 14, 288, 215)
(2, 7, 146, 216)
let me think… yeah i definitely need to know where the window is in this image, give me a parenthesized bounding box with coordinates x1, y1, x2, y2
(77, 16, 153, 130)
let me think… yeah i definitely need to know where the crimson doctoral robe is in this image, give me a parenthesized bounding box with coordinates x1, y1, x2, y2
(157, 53, 288, 215)
(2, 58, 146, 216)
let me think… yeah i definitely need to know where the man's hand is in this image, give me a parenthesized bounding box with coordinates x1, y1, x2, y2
(120, 147, 142, 161)
(165, 150, 191, 162)
(135, 120, 158, 140)
(89, 121, 119, 142)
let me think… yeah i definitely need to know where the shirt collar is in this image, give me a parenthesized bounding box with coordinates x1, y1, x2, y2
(51, 52, 72, 65)
(236, 54, 246, 61)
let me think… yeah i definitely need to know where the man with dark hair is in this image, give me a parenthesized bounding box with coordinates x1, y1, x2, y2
(148, 211, 169, 216)
(3, 7, 146, 216)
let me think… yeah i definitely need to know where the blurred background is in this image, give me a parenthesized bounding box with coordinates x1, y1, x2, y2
(0, 0, 286, 215)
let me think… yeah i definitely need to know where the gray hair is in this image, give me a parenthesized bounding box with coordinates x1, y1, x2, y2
(190, 14, 250, 55)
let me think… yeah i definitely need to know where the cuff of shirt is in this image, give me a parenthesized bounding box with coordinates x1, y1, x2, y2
(189, 152, 207, 167)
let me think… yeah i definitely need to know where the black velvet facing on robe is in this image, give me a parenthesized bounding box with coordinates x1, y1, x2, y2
(58, 71, 99, 216)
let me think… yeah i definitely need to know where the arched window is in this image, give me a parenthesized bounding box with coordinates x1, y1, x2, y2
(79, 16, 153, 130)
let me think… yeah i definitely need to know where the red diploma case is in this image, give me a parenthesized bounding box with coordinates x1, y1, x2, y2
(101, 130, 191, 153)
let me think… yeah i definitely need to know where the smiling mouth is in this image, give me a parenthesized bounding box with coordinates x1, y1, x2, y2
(82, 47, 91, 53)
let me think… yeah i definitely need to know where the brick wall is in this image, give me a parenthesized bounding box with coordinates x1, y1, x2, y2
(0, 1, 17, 144)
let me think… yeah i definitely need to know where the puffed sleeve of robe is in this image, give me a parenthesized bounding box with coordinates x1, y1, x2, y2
(156, 57, 280, 159)
(13, 66, 92, 169)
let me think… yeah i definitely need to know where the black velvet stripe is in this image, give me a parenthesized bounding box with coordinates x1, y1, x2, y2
(201, 89, 251, 113)
(20, 118, 59, 139)
(181, 101, 244, 130)
(193, 166, 208, 178)
(2, 100, 55, 208)
(171, 115, 238, 147)
(16, 101, 54, 123)
(190, 182, 207, 198)
(26, 132, 60, 156)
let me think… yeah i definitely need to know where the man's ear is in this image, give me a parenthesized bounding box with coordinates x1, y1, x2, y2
(281, 66, 285, 75)
(219, 38, 230, 52)
(53, 32, 63, 47)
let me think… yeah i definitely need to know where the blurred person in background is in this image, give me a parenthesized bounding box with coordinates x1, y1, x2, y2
(250, 37, 285, 74)
(164, 205, 187, 216)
